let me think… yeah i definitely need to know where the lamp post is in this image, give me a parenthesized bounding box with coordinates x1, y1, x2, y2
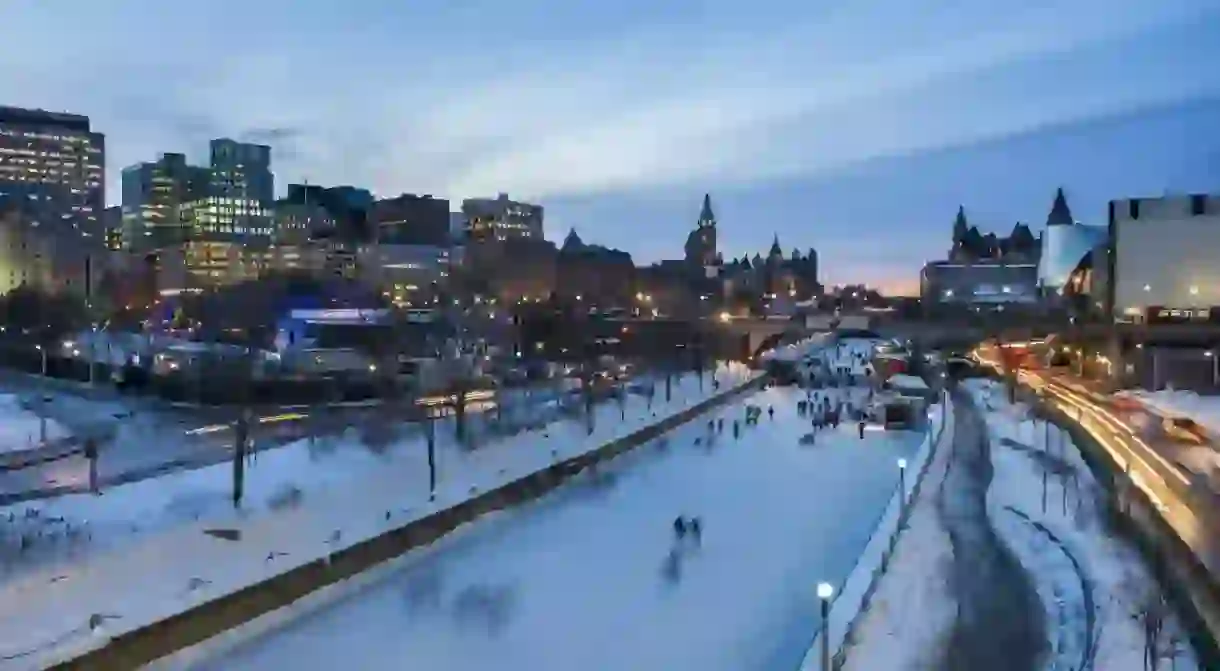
(897, 458, 908, 502)
(817, 581, 834, 670)
(426, 406, 437, 500)
(35, 344, 47, 443)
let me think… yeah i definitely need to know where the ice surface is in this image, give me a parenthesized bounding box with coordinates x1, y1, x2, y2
(190, 384, 924, 671)
(799, 390, 947, 670)
(0, 366, 757, 669)
(0, 394, 69, 453)
(967, 379, 1198, 670)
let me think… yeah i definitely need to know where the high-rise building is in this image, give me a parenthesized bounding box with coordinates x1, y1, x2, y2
(102, 205, 123, 251)
(0, 106, 104, 240)
(120, 152, 210, 251)
(182, 138, 274, 242)
(462, 193, 543, 243)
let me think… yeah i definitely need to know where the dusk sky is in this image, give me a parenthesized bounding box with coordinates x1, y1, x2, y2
(4, 0, 1220, 294)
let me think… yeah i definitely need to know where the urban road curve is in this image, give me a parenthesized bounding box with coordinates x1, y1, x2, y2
(936, 386, 1046, 670)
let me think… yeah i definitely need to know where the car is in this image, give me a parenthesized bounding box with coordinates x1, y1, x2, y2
(1163, 416, 1207, 445)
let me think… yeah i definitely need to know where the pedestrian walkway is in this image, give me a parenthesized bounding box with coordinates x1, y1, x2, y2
(935, 389, 1045, 670)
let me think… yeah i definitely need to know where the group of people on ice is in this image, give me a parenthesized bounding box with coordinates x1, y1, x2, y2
(742, 404, 772, 425)
(662, 515, 705, 584)
(792, 341, 883, 442)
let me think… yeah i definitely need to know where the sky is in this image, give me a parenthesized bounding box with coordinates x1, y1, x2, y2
(4, 0, 1220, 295)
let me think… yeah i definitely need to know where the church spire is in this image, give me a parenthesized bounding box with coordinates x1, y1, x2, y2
(1045, 187, 1074, 226)
(769, 233, 783, 259)
(953, 205, 969, 243)
(698, 193, 716, 227)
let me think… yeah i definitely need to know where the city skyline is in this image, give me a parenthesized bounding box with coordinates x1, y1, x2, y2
(5, 1, 1220, 294)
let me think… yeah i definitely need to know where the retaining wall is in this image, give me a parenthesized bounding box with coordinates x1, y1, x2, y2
(48, 375, 765, 670)
(800, 388, 954, 671)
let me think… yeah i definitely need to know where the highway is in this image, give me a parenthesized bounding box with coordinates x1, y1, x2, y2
(973, 345, 1220, 576)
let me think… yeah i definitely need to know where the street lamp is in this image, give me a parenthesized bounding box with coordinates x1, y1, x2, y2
(816, 582, 835, 671)
(34, 343, 47, 442)
(898, 458, 908, 498)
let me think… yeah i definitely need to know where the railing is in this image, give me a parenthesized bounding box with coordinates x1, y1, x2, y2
(800, 387, 954, 670)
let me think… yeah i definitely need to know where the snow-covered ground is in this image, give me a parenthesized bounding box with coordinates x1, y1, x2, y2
(178, 381, 923, 669)
(0, 394, 70, 454)
(0, 365, 759, 669)
(970, 379, 1198, 670)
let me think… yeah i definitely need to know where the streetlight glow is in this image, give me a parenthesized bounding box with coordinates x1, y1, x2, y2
(816, 582, 834, 600)
(897, 458, 907, 470)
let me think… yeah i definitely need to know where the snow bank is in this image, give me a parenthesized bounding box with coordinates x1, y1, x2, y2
(1120, 388, 1220, 437)
(799, 390, 951, 671)
(0, 394, 69, 453)
(839, 397, 957, 671)
(0, 366, 760, 670)
(969, 380, 1198, 670)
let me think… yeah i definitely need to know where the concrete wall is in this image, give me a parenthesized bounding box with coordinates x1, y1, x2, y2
(1129, 347, 1219, 393)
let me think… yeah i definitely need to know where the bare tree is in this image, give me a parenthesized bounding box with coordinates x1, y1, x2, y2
(1122, 575, 1181, 670)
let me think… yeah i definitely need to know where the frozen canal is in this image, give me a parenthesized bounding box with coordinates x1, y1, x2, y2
(195, 381, 924, 671)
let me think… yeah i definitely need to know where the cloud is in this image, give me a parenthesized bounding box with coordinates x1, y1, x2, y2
(2, 0, 1220, 209)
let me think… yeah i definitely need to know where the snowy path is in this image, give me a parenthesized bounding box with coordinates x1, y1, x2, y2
(936, 388, 1046, 671)
(186, 385, 923, 671)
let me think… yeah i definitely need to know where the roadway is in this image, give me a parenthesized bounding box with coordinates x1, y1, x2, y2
(191, 367, 923, 670)
(973, 346, 1220, 577)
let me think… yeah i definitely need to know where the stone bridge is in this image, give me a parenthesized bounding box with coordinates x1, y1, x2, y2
(705, 316, 1059, 357)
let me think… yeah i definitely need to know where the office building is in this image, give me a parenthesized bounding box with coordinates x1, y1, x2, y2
(274, 184, 338, 246)
(0, 105, 104, 240)
(276, 183, 373, 242)
(462, 193, 544, 243)
(102, 205, 123, 251)
(371, 193, 450, 246)
(1108, 192, 1220, 323)
(121, 152, 210, 250)
(360, 244, 453, 307)
(0, 196, 99, 296)
(184, 138, 274, 241)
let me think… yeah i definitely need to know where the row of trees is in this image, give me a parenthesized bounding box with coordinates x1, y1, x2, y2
(0, 286, 92, 341)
